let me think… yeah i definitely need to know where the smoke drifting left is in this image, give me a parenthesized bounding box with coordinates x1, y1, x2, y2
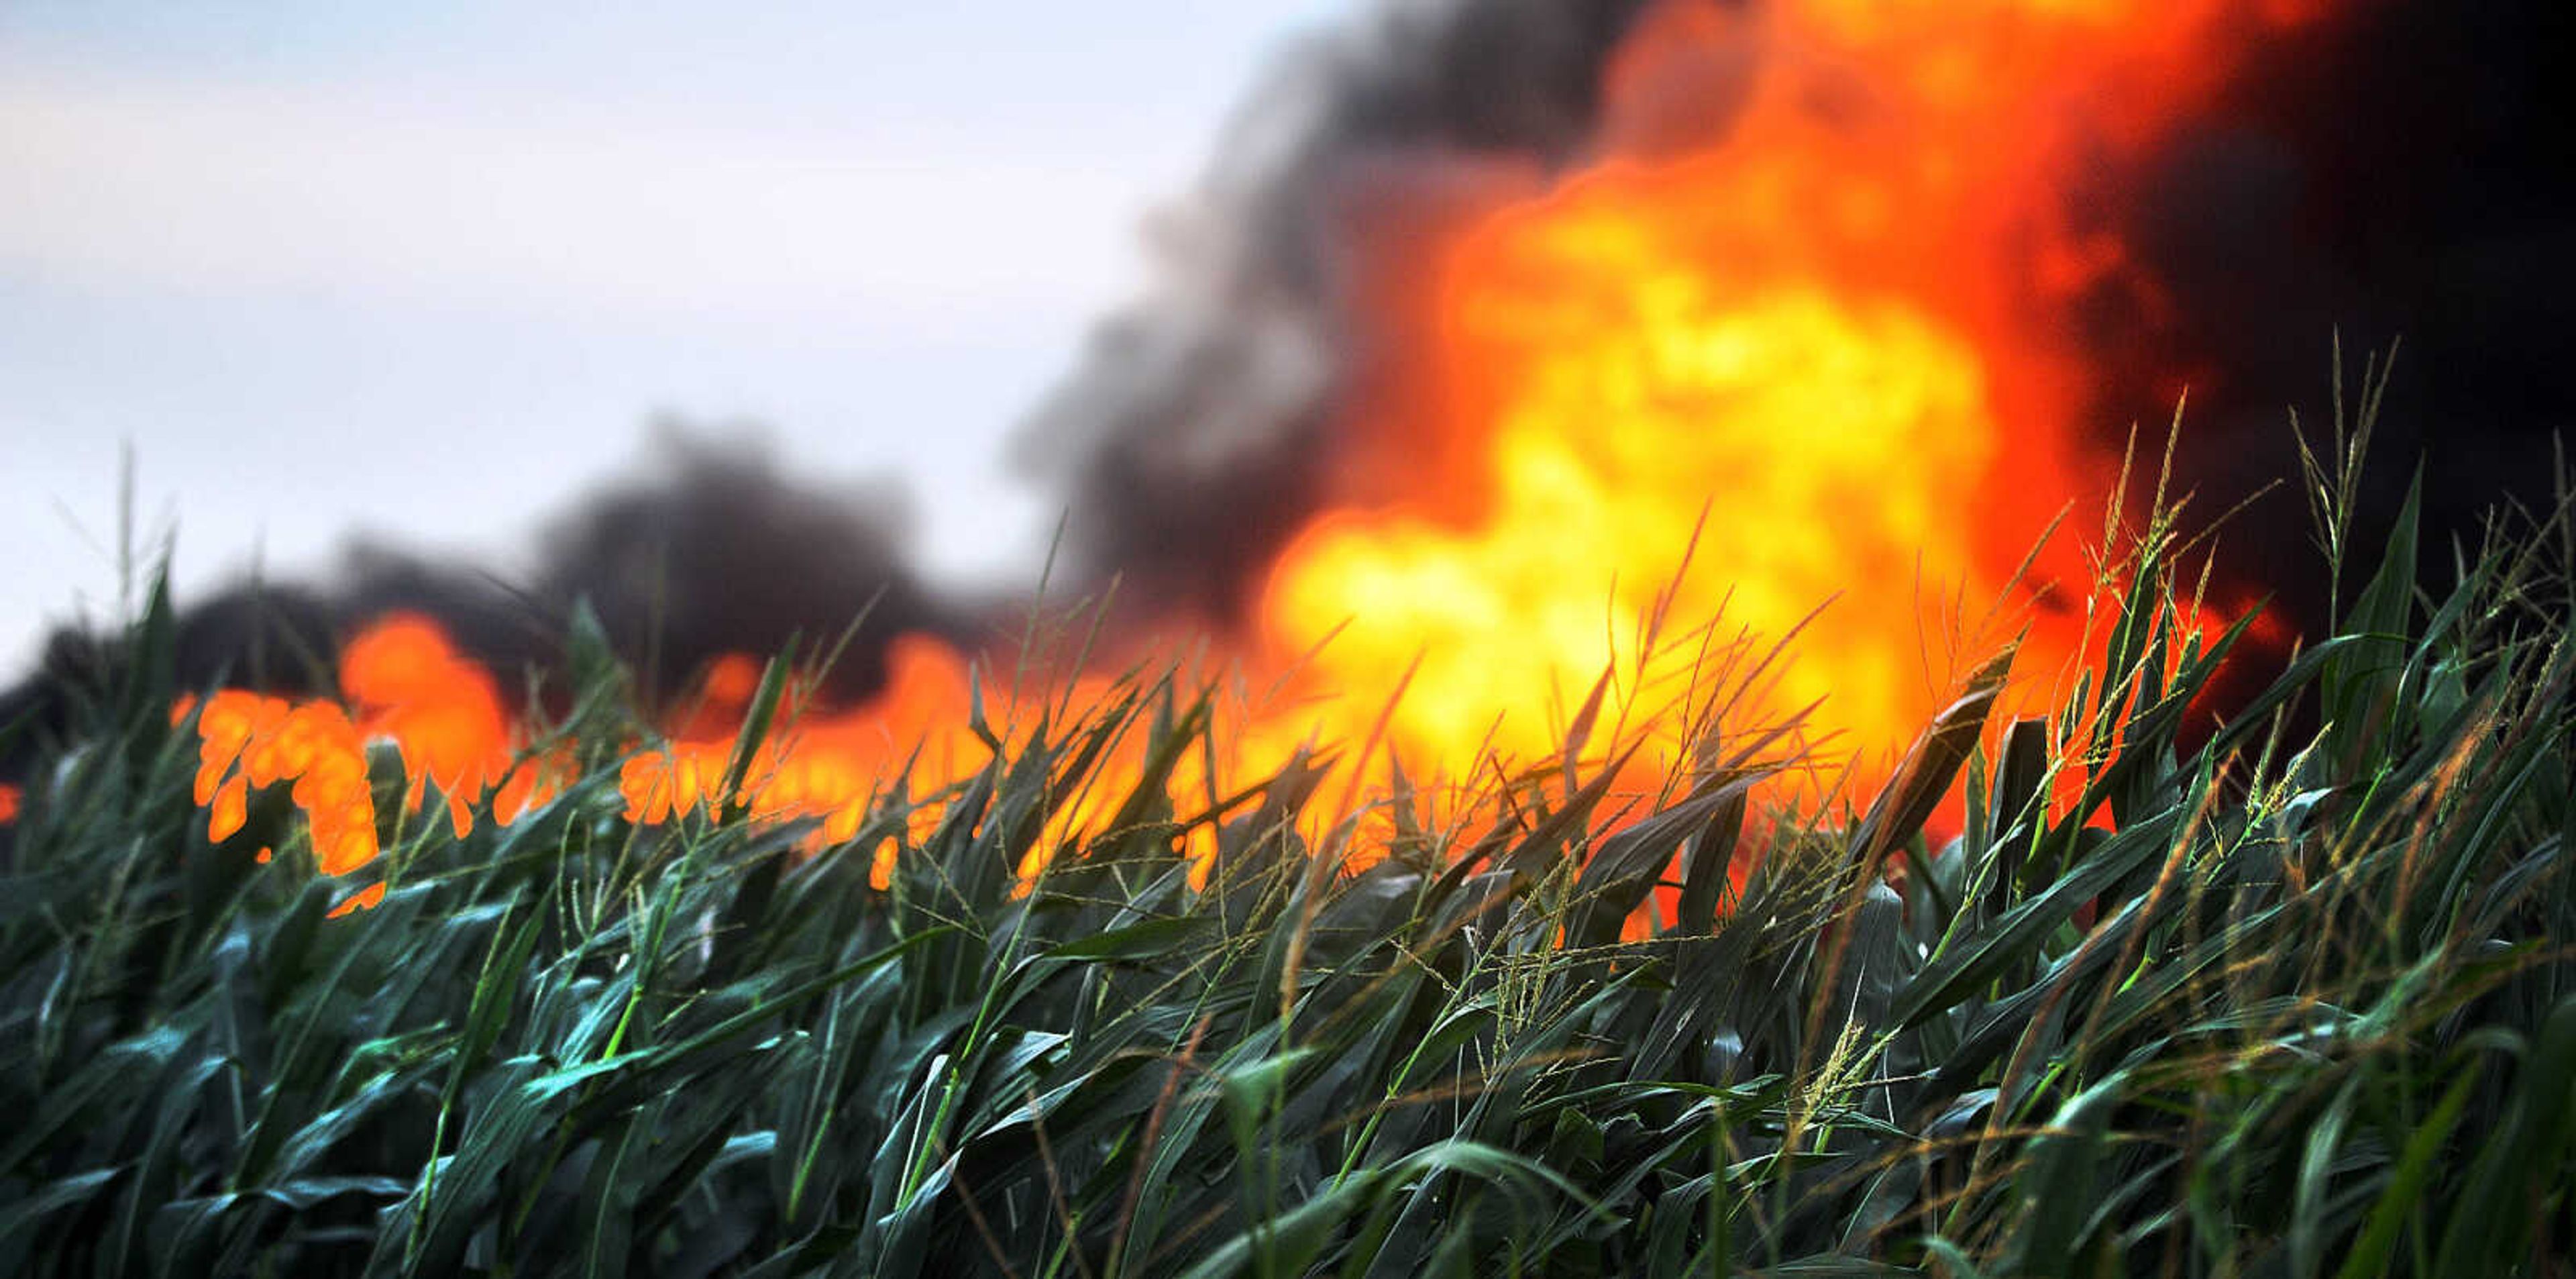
(0, 432, 964, 776)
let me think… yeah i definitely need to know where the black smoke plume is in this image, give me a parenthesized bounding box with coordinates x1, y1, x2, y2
(2072, 0, 2576, 609)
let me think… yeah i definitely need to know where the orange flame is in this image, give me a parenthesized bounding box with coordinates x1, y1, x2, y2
(180, 690, 381, 913)
(1256, 0, 2324, 792)
(106, 0, 2328, 908)
(620, 635, 984, 887)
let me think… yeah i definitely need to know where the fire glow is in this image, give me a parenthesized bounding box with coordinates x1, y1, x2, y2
(13, 0, 2322, 907)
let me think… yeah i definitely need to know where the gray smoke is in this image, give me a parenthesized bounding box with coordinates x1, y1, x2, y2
(1016, 0, 1671, 626)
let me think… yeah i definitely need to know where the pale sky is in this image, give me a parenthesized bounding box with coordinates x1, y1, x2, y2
(0, 1, 1349, 668)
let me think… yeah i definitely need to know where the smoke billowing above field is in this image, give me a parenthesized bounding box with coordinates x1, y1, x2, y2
(5, 0, 2572, 776)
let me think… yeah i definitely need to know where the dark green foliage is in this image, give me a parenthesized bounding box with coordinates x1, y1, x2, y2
(5, 415, 2574, 1276)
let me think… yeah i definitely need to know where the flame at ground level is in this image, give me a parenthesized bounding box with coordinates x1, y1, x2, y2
(157, 617, 1259, 911)
(131, 554, 2258, 921)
